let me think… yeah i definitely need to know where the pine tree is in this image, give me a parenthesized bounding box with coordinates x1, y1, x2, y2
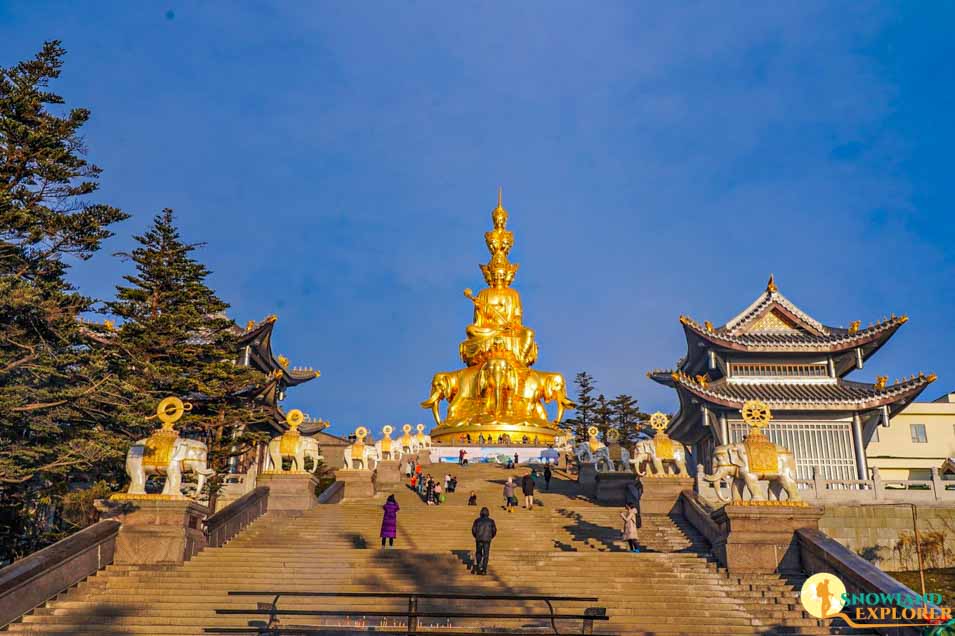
(609, 394, 649, 442)
(108, 209, 270, 494)
(0, 42, 129, 559)
(562, 371, 597, 439)
(594, 394, 613, 439)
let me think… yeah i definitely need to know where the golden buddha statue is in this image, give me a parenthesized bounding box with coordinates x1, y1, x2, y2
(421, 190, 574, 445)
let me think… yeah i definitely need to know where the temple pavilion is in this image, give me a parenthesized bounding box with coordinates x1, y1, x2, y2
(648, 276, 935, 481)
(236, 314, 324, 435)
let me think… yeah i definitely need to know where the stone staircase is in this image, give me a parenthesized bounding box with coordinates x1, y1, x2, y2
(5, 464, 869, 635)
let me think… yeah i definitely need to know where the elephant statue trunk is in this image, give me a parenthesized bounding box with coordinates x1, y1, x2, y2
(700, 465, 737, 502)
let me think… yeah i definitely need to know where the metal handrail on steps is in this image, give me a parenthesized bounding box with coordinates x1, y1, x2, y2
(205, 590, 610, 635)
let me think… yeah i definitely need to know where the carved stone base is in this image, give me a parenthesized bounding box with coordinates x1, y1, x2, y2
(577, 462, 597, 494)
(710, 504, 825, 573)
(638, 476, 694, 515)
(416, 449, 432, 467)
(95, 497, 208, 565)
(595, 472, 636, 505)
(257, 472, 320, 511)
(334, 469, 376, 500)
(375, 460, 401, 486)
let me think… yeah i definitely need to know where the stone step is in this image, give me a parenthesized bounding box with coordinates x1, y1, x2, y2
(9, 464, 855, 636)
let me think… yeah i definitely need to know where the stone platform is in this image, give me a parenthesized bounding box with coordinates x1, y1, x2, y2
(95, 497, 207, 565)
(711, 503, 824, 573)
(257, 471, 320, 511)
(638, 475, 694, 515)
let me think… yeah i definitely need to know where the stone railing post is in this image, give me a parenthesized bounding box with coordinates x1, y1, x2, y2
(695, 463, 704, 495)
(871, 466, 882, 501)
(812, 466, 825, 501)
(931, 467, 944, 501)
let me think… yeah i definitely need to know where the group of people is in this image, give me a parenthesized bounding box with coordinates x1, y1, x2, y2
(456, 433, 542, 445)
(378, 449, 644, 576)
(406, 461, 458, 506)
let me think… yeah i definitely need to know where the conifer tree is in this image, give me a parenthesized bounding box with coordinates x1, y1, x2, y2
(563, 371, 597, 439)
(594, 393, 613, 439)
(609, 394, 648, 442)
(0, 42, 129, 559)
(108, 209, 270, 490)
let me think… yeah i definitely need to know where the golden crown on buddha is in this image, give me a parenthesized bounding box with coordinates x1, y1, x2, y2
(421, 190, 574, 445)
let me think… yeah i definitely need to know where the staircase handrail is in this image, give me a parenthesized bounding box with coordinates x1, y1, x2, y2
(316, 480, 344, 504)
(677, 489, 722, 547)
(796, 527, 939, 636)
(205, 486, 269, 548)
(0, 519, 120, 628)
(207, 590, 608, 635)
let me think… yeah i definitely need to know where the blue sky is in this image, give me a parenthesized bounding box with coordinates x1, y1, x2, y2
(2, 2, 954, 436)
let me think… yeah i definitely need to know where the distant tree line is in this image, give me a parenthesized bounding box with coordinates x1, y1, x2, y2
(0, 42, 272, 562)
(561, 371, 651, 442)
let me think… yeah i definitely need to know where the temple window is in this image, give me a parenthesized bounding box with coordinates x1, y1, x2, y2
(910, 423, 928, 444)
(730, 363, 828, 378)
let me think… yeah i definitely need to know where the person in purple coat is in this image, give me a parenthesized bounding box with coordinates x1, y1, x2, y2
(380, 494, 399, 548)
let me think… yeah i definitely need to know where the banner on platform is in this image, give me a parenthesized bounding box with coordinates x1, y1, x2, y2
(431, 446, 559, 465)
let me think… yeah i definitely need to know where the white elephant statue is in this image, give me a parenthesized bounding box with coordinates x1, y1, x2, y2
(631, 438, 688, 476)
(606, 445, 632, 472)
(343, 444, 380, 470)
(125, 436, 214, 497)
(574, 442, 615, 472)
(375, 439, 403, 462)
(573, 441, 596, 463)
(267, 435, 322, 472)
(701, 442, 801, 503)
(414, 424, 432, 449)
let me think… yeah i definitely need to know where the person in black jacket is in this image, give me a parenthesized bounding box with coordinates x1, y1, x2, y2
(471, 507, 497, 575)
(521, 472, 536, 509)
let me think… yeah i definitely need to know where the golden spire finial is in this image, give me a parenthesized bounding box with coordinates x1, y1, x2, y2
(481, 190, 518, 287)
(767, 274, 777, 293)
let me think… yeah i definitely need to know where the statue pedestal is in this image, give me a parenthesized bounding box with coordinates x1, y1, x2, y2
(595, 472, 635, 505)
(334, 469, 376, 500)
(577, 462, 597, 494)
(416, 449, 432, 467)
(710, 504, 824, 573)
(375, 460, 401, 487)
(257, 471, 319, 511)
(638, 476, 694, 515)
(96, 497, 208, 565)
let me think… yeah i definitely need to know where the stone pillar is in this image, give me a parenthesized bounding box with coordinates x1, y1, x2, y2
(96, 498, 208, 565)
(375, 460, 402, 487)
(416, 449, 432, 467)
(710, 504, 824, 573)
(851, 412, 868, 480)
(334, 469, 376, 500)
(578, 462, 597, 494)
(595, 472, 636, 505)
(638, 476, 694, 515)
(257, 472, 320, 511)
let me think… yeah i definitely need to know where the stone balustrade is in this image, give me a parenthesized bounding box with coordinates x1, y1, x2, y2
(0, 520, 119, 628)
(696, 465, 955, 506)
(204, 486, 269, 548)
(797, 528, 936, 636)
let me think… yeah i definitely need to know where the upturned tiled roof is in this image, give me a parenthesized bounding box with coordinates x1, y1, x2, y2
(666, 370, 935, 411)
(675, 276, 908, 352)
(679, 313, 908, 352)
(237, 315, 320, 386)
